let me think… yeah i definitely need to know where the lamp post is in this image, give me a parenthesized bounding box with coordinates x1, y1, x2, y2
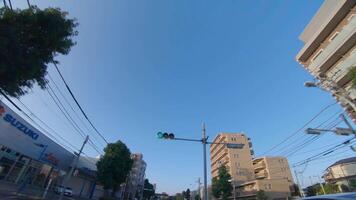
(304, 79, 356, 117)
(228, 179, 236, 200)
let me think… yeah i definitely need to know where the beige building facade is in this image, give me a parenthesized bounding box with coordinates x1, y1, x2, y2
(296, 0, 356, 122)
(323, 157, 356, 191)
(210, 133, 295, 199)
(210, 133, 254, 184)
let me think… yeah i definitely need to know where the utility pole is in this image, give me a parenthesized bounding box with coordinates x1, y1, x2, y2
(156, 124, 244, 200)
(314, 176, 326, 195)
(196, 178, 202, 200)
(59, 135, 89, 200)
(294, 169, 304, 197)
(202, 123, 208, 200)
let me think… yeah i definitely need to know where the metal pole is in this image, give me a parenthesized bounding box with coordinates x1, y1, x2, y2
(233, 181, 236, 200)
(202, 123, 208, 200)
(59, 135, 89, 200)
(294, 169, 304, 197)
(316, 176, 326, 195)
(340, 114, 355, 133)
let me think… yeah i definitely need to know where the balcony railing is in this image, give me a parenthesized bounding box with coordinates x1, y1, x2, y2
(308, 15, 356, 74)
(255, 170, 268, 179)
(253, 162, 266, 171)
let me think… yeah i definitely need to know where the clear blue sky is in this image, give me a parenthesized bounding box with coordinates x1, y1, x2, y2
(6, 0, 356, 194)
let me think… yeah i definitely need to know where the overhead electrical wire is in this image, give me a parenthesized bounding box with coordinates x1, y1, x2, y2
(47, 74, 106, 149)
(53, 62, 109, 144)
(293, 136, 356, 167)
(0, 90, 79, 154)
(270, 108, 342, 157)
(261, 102, 337, 155)
(282, 116, 343, 157)
(45, 84, 104, 155)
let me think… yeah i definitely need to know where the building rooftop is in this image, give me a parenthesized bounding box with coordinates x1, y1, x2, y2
(329, 156, 356, 168)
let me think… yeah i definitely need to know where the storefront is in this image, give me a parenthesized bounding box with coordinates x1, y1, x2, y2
(0, 100, 97, 197)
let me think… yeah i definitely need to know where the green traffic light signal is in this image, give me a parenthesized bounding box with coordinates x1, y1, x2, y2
(157, 132, 164, 139)
(157, 132, 175, 140)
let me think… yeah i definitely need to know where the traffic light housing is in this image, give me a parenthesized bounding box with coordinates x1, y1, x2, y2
(157, 132, 175, 139)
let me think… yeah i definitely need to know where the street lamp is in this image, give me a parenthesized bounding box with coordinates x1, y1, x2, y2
(228, 179, 236, 200)
(305, 114, 355, 136)
(304, 79, 356, 115)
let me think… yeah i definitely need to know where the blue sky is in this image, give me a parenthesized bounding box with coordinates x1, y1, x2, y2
(5, 0, 356, 194)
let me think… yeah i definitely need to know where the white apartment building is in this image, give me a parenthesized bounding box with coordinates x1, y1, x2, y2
(296, 0, 356, 122)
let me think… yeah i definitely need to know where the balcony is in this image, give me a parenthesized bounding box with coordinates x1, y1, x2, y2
(255, 170, 268, 179)
(253, 162, 266, 171)
(308, 15, 356, 75)
(326, 48, 356, 85)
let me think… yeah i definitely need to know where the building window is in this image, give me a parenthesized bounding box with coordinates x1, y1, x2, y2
(312, 49, 323, 61)
(329, 32, 339, 42)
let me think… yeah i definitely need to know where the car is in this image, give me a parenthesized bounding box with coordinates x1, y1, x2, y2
(302, 192, 356, 200)
(63, 187, 73, 197)
(53, 185, 73, 197)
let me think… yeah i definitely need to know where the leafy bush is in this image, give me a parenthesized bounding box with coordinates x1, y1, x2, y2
(0, 6, 77, 97)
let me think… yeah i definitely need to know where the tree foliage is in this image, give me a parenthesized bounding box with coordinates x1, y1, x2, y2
(0, 6, 77, 97)
(347, 66, 356, 88)
(143, 179, 156, 200)
(211, 165, 233, 200)
(256, 190, 268, 200)
(96, 141, 133, 196)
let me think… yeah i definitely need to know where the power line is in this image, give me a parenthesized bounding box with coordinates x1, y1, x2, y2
(16, 98, 80, 152)
(282, 117, 343, 157)
(0, 90, 79, 154)
(261, 102, 337, 155)
(53, 62, 109, 144)
(46, 84, 103, 155)
(293, 136, 356, 167)
(270, 109, 342, 157)
(47, 73, 106, 149)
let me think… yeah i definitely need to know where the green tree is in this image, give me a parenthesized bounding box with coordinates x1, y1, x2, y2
(347, 66, 356, 88)
(96, 141, 133, 197)
(211, 165, 233, 200)
(194, 194, 200, 200)
(0, 6, 77, 97)
(143, 179, 156, 200)
(350, 179, 356, 190)
(323, 183, 339, 194)
(256, 190, 268, 200)
(174, 193, 184, 200)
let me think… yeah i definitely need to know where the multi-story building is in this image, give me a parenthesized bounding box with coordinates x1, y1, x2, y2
(296, 0, 356, 122)
(253, 157, 294, 184)
(123, 153, 147, 200)
(210, 133, 255, 184)
(323, 156, 356, 191)
(210, 133, 295, 200)
(235, 157, 294, 199)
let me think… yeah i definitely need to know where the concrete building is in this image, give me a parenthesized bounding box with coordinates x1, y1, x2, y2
(296, 0, 356, 122)
(123, 153, 146, 200)
(235, 179, 291, 200)
(234, 156, 294, 199)
(253, 157, 294, 186)
(323, 156, 356, 191)
(210, 133, 254, 184)
(210, 133, 295, 200)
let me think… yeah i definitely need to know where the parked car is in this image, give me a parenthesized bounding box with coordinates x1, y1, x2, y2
(302, 192, 356, 200)
(54, 185, 73, 197)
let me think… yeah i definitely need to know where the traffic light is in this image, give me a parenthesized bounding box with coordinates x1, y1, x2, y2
(157, 132, 175, 139)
